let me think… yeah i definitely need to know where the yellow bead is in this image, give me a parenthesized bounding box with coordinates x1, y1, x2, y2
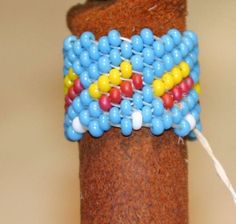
(89, 83, 101, 99)
(64, 86, 68, 95)
(162, 72, 174, 91)
(179, 61, 190, 78)
(120, 61, 132, 79)
(194, 83, 201, 94)
(98, 75, 111, 92)
(64, 75, 73, 88)
(153, 79, 165, 97)
(109, 68, 121, 85)
(68, 68, 78, 81)
(171, 66, 182, 84)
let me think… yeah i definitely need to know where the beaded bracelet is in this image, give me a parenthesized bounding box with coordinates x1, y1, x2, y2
(63, 28, 202, 141)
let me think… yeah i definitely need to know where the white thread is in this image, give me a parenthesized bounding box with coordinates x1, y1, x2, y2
(194, 129, 236, 204)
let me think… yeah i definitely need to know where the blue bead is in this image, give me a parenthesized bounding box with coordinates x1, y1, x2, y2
(153, 40, 165, 57)
(194, 104, 202, 113)
(110, 49, 122, 66)
(66, 126, 82, 141)
(142, 106, 152, 123)
(143, 67, 154, 84)
(151, 117, 164, 135)
(172, 48, 183, 64)
(163, 112, 173, 129)
(88, 120, 104, 137)
(73, 60, 84, 75)
(109, 107, 121, 124)
(133, 93, 143, 109)
(180, 101, 189, 116)
(98, 114, 111, 131)
(64, 35, 77, 51)
(191, 108, 200, 121)
(68, 49, 77, 62)
(80, 71, 92, 88)
(72, 97, 84, 114)
(108, 30, 121, 47)
(183, 30, 198, 46)
(182, 36, 194, 52)
(189, 90, 199, 102)
(68, 106, 77, 119)
(64, 114, 72, 127)
(121, 99, 132, 116)
(131, 35, 143, 52)
(193, 63, 200, 76)
(121, 41, 132, 59)
(161, 34, 174, 52)
(73, 40, 83, 56)
(143, 47, 155, 64)
(163, 54, 174, 71)
(174, 119, 191, 137)
(98, 56, 111, 73)
(64, 57, 72, 69)
(140, 28, 154, 45)
(89, 44, 100, 60)
(168, 29, 182, 45)
(190, 70, 199, 83)
(98, 36, 111, 54)
(153, 60, 165, 77)
(80, 90, 92, 106)
(131, 55, 143, 71)
(171, 106, 182, 124)
(179, 42, 188, 57)
(185, 95, 195, 110)
(189, 51, 198, 64)
(63, 67, 69, 76)
(79, 110, 90, 126)
(88, 63, 100, 80)
(185, 56, 194, 69)
(80, 32, 95, 49)
(152, 98, 164, 116)
(121, 118, 132, 136)
(142, 85, 153, 103)
(89, 101, 102, 118)
(79, 51, 91, 67)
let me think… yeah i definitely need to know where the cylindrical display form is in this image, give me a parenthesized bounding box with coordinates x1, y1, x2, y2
(67, 0, 188, 223)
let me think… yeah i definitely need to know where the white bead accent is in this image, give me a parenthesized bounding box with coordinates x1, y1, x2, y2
(72, 117, 87, 133)
(131, 110, 143, 130)
(185, 113, 196, 130)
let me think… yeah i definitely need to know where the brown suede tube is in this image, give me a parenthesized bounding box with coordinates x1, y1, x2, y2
(67, 0, 188, 223)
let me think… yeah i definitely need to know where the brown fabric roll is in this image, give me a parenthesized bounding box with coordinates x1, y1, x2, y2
(67, 0, 188, 223)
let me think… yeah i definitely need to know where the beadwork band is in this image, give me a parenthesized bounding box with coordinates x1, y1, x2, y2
(63, 28, 201, 141)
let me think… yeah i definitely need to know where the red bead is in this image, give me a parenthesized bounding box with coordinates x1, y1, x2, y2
(132, 73, 143, 90)
(99, 95, 112, 111)
(179, 80, 189, 95)
(65, 95, 72, 109)
(184, 77, 194, 89)
(109, 87, 121, 104)
(162, 93, 174, 109)
(68, 86, 77, 100)
(73, 78, 84, 94)
(172, 86, 183, 102)
(120, 81, 133, 97)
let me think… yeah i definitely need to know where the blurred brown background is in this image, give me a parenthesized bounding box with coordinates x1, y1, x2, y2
(0, 0, 235, 223)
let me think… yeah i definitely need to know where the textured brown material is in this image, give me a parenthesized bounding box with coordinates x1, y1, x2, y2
(67, 0, 188, 223)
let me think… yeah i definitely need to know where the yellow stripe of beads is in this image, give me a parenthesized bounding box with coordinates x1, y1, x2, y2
(64, 68, 79, 95)
(152, 61, 190, 97)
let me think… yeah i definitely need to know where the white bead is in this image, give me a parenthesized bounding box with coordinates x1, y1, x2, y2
(131, 110, 143, 130)
(72, 117, 87, 133)
(185, 113, 196, 130)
